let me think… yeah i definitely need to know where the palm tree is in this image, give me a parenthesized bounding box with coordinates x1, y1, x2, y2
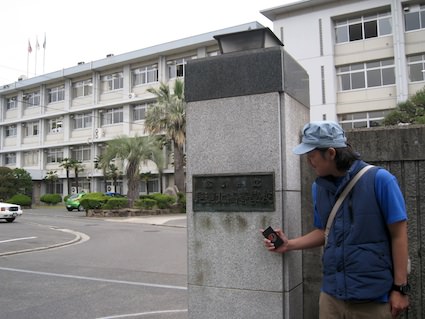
(146, 79, 186, 192)
(107, 163, 122, 193)
(73, 161, 85, 193)
(60, 158, 79, 195)
(94, 155, 108, 192)
(100, 135, 158, 206)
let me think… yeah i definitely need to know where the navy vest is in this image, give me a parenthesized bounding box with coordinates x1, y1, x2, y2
(316, 160, 393, 301)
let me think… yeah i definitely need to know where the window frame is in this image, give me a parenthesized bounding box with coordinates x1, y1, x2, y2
(101, 107, 124, 125)
(73, 113, 93, 129)
(337, 59, 395, 91)
(48, 85, 65, 103)
(5, 152, 16, 165)
(24, 121, 39, 137)
(132, 65, 159, 86)
(72, 79, 93, 98)
(6, 97, 17, 110)
(407, 53, 425, 82)
(46, 148, 64, 163)
(48, 118, 63, 134)
(101, 72, 124, 92)
(5, 124, 17, 137)
(334, 11, 392, 44)
(24, 91, 41, 107)
(71, 145, 91, 162)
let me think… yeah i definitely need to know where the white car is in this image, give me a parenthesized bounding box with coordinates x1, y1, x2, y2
(0, 203, 23, 223)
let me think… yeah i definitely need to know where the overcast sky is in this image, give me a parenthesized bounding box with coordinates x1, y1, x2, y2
(0, 0, 298, 86)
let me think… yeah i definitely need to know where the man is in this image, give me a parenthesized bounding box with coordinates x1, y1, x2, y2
(263, 121, 409, 319)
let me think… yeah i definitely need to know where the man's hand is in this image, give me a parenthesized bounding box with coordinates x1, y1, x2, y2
(390, 291, 409, 318)
(260, 228, 289, 253)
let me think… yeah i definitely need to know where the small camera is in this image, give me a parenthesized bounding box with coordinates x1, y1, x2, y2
(262, 226, 284, 248)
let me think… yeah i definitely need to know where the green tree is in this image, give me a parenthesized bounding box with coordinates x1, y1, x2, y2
(101, 135, 158, 206)
(146, 79, 186, 192)
(0, 167, 16, 201)
(384, 86, 425, 125)
(44, 170, 59, 193)
(13, 168, 33, 197)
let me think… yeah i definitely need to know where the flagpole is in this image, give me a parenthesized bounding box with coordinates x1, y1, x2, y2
(43, 33, 46, 74)
(35, 36, 39, 76)
(27, 39, 32, 78)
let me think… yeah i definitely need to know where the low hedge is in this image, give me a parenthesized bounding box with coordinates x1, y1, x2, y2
(40, 193, 62, 205)
(8, 193, 32, 207)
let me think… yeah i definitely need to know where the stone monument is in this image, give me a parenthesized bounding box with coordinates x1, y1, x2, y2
(185, 27, 310, 319)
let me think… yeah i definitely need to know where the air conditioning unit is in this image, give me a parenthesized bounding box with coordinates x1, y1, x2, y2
(107, 185, 112, 192)
(128, 93, 136, 99)
(95, 128, 104, 139)
(71, 187, 77, 194)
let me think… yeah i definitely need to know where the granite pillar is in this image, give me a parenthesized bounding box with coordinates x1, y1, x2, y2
(185, 43, 310, 319)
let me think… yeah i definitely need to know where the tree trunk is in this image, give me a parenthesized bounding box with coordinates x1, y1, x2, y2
(173, 142, 185, 193)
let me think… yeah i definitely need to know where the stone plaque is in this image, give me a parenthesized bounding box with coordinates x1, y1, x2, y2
(192, 173, 275, 212)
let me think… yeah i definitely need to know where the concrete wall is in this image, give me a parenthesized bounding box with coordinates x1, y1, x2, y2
(301, 125, 425, 319)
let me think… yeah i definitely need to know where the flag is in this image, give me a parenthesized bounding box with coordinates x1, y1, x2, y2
(36, 37, 40, 50)
(28, 40, 32, 53)
(43, 34, 46, 49)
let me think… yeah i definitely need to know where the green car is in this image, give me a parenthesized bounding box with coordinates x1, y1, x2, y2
(66, 192, 86, 211)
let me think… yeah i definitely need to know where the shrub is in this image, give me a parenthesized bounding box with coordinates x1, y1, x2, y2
(40, 194, 62, 205)
(177, 192, 186, 213)
(80, 192, 108, 210)
(8, 193, 32, 207)
(135, 198, 156, 210)
(148, 193, 176, 209)
(103, 197, 129, 210)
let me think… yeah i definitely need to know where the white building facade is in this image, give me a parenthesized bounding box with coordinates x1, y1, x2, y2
(0, 22, 263, 201)
(262, 0, 425, 129)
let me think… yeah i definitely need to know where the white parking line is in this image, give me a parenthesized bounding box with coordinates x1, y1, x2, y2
(0, 236, 37, 244)
(96, 309, 188, 319)
(0, 267, 187, 291)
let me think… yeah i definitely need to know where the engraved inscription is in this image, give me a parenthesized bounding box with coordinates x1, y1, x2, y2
(193, 173, 275, 212)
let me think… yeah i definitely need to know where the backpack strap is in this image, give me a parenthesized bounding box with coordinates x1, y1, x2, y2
(324, 165, 374, 246)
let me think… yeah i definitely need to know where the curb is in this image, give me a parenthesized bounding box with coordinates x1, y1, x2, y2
(0, 227, 89, 257)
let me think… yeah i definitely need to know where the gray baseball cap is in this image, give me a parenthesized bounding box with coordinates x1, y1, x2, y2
(293, 121, 347, 155)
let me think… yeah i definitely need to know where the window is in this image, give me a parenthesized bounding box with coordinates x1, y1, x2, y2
(48, 118, 63, 133)
(23, 91, 40, 107)
(408, 53, 425, 82)
(337, 59, 395, 91)
(73, 79, 93, 98)
(24, 121, 39, 136)
(71, 145, 91, 162)
(404, 4, 425, 31)
(133, 103, 152, 121)
(132, 65, 158, 86)
(140, 178, 159, 194)
(46, 148, 63, 163)
(167, 56, 196, 78)
(101, 72, 123, 92)
(23, 151, 38, 166)
(48, 85, 65, 103)
(5, 125, 17, 137)
(73, 113, 92, 129)
(339, 110, 390, 130)
(335, 11, 392, 44)
(6, 97, 17, 110)
(101, 108, 123, 125)
(46, 180, 63, 194)
(5, 153, 16, 165)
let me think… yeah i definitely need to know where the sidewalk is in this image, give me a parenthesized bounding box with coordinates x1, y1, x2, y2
(103, 214, 187, 228)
